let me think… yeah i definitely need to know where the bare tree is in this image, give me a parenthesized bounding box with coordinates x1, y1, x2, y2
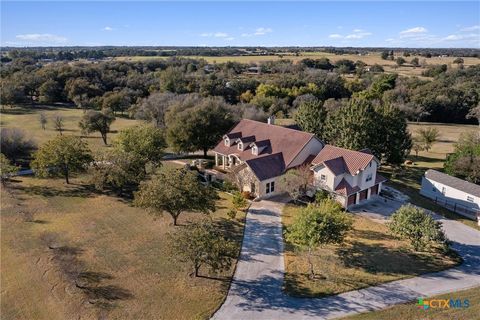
(39, 112, 47, 130)
(54, 115, 64, 135)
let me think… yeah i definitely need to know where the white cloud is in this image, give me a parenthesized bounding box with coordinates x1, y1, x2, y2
(103, 26, 114, 31)
(329, 29, 372, 40)
(200, 32, 230, 38)
(254, 27, 272, 35)
(214, 32, 228, 38)
(399, 27, 428, 37)
(461, 25, 480, 32)
(225, 37, 235, 41)
(329, 34, 343, 39)
(442, 33, 479, 41)
(345, 31, 372, 39)
(16, 33, 67, 43)
(242, 27, 273, 37)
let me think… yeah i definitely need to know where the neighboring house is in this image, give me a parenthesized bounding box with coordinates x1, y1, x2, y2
(420, 169, 480, 220)
(311, 145, 387, 207)
(213, 118, 323, 199)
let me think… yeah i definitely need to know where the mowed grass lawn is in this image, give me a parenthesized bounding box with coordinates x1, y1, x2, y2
(0, 105, 141, 152)
(383, 122, 480, 230)
(282, 204, 460, 298)
(1, 176, 245, 320)
(343, 286, 480, 320)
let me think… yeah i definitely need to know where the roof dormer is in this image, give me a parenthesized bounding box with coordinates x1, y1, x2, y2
(237, 141, 244, 151)
(224, 137, 230, 147)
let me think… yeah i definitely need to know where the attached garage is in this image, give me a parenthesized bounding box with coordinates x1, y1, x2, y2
(359, 189, 368, 201)
(347, 194, 356, 206)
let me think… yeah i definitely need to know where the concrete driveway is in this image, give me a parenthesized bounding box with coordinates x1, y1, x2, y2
(213, 196, 480, 320)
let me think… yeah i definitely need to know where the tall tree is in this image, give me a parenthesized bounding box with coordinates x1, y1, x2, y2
(79, 108, 115, 145)
(376, 104, 412, 164)
(166, 95, 235, 157)
(324, 98, 382, 156)
(114, 124, 166, 169)
(294, 100, 327, 140)
(0, 128, 37, 163)
(170, 221, 237, 277)
(31, 135, 92, 184)
(444, 131, 480, 183)
(417, 127, 439, 152)
(133, 166, 217, 226)
(285, 200, 352, 278)
(89, 148, 145, 193)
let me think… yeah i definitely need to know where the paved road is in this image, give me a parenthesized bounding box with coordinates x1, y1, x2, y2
(213, 197, 480, 320)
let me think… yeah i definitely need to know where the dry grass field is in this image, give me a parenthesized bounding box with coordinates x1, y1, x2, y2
(1, 176, 244, 320)
(0, 105, 141, 151)
(343, 286, 480, 320)
(282, 204, 459, 297)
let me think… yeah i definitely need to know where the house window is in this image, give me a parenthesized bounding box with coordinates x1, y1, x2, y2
(442, 187, 446, 195)
(467, 196, 474, 203)
(237, 142, 243, 151)
(266, 181, 275, 194)
(252, 146, 257, 155)
(369, 162, 372, 168)
(224, 138, 230, 146)
(366, 173, 373, 182)
(320, 174, 327, 181)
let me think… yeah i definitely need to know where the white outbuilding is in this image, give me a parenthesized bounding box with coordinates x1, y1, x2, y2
(420, 169, 480, 224)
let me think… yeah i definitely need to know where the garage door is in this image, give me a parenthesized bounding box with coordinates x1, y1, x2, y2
(359, 189, 368, 201)
(347, 194, 356, 206)
(370, 184, 379, 196)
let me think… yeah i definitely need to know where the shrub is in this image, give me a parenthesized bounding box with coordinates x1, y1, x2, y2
(232, 191, 248, 210)
(241, 191, 251, 199)
(315, 190, 331, 203)
(226, 209, 237, 220)
(388, 205, 449, 252)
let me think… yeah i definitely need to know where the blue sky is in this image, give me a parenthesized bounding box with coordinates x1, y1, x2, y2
(1, 1, 479, 48)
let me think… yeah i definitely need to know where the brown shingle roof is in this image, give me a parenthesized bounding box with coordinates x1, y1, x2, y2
(335, 178, 360, 196)
(213, 119, 319, 176)
(425, 169, 480, 197)
(246, 153, 285, 181)
(312, 145, 375, 175)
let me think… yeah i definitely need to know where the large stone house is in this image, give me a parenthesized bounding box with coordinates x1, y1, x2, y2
(213, 118, 323, 199)
(311, 145, 387, 207)
(212, 118, 386, 206)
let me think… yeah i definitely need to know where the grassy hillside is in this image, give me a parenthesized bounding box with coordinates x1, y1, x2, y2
(0, 105, 141, 151)
(1, 176, 244, 320)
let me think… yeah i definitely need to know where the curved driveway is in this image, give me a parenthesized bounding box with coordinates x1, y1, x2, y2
(213, 197, 480, 320)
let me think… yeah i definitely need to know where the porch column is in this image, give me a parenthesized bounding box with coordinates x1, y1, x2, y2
(222, 155, 226, 170)
(215, 153, 219, 167)
(355, 192, 360, 204)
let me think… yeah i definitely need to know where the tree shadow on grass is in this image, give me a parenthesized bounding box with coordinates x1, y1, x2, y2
(12, 183, 99, 198)
(337, 240, 453, 277)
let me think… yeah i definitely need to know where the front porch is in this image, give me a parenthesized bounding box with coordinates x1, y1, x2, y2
(214, 152, 242, 171)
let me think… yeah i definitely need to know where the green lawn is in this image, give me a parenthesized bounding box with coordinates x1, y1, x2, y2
(343, 286, 480, 320)
(1, 175, 245, 320)
(282, 204, 459, 298)
(0, 104, 141, 152)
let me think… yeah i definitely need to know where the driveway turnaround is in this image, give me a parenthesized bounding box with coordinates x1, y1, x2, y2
(213, 197, 480, 320)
